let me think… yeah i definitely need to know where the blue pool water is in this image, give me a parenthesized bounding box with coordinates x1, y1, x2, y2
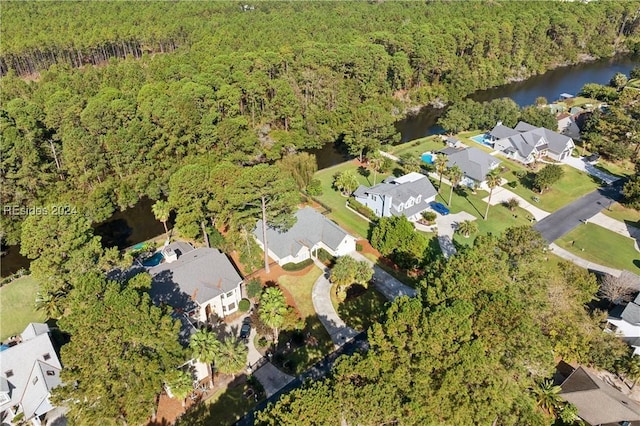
(421, 153, 434, 164)
(470, 134, 494, 147)
(142, 252, 164, 267)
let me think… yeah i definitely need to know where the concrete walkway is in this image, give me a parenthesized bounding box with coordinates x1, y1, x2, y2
(433, 211, 477, 258)
(348, 251, 417, 300)
(251, 362, 295, 398)
(588, 212, 640, 243)
(311, 260, 359, 347)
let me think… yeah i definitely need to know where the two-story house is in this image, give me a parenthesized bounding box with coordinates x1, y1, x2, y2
(353, 172, 437, 221)
(607, 290, 640, 356)
(489, 121, 575, 164)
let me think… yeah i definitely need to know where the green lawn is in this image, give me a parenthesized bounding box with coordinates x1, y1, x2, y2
(501, 163, 600, 212)
(387, 135, 446, 158)
(177, 382, 261, 426)
(313, 161, 393, 238)
(0, 275, 45, 340)
(278, 267, 323, 318)
(602, 202, 640, 225)
(276, 267, 333, 374)
(331, 284, 388, 332)
(555, 223, 640, 273)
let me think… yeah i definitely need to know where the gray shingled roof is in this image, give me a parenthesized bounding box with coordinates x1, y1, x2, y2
(560, 367, 640, 425)
(0, 324, 62, 418)
(254, 207, 353, 260)
(149, 247, 242, 312)
(368, 173, 437, 218)
(489, 124, 519, 139)
(622, 302, 640, 325)
(514, 121, 538, 132)
(441, 147, 501, 182)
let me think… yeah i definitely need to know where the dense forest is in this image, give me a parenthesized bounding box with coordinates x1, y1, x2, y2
(2, 1, 640, 247)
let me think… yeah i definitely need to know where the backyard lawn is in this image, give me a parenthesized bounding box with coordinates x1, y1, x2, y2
(313, 161, 393, 238)
(0, 275, 45, 340)
(177, 382, 261, 426)
(501, 163, 600, 212)
(555, 223, 640, 273)
(387, 135, 447, 158)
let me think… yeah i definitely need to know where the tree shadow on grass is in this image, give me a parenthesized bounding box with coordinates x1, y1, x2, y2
(454, 186, 484, 217)
(336, 284, 388, 332)
(175, 375, 261, 426)
(272, 316, 333, 376)
(358, 166, 371, 185)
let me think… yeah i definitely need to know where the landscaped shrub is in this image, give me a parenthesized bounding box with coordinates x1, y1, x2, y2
(515, 170, 527, 179)
(246, 278, 262, 298)
(306, 179, 323, 196)
(282, 258, 314, 271)
(508, 180, 518, 188)
(238, 298, 251, 312)
(347, 198, 377, 221)
(257, 336, 268, 348)
(355, 243, 363, 252)
(317, 248, 335, 265)
(421, 211, 437, 223)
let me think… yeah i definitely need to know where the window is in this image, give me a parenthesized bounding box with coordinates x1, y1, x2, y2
(32, 377, 38, 385)
(397, 203, 404, 212)
(43, 353, 51, 361)
(416, 195, 422, 204)
(227, 303, 236, 311)
(4, 370, 13, 378)
(46, 370, 56, 376)
(226, 291, 234, 298)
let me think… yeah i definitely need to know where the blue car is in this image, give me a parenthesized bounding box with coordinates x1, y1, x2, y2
(430, 202, 450, 216)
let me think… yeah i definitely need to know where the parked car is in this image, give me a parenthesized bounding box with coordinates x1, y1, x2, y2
(239, 317, 251, 341)
(430, 202, 450, 216)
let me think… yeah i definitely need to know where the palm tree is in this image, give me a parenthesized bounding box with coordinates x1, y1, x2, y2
(259, 287, 288, 346)
(368, 152, 384, 186)
(165, 370, 194, 407)
(434, 154, 448, 193)
(151, 200, 171, 234)
(399, 154, 421, 174)
(484, 168, 502, 220)
(334, 170, 359, 196)
(189, 329, 220, 387)
(446, 166, 463, 206)
(214, 337, 248, 379)
(532, 379, 563, 416)
(35, 291, 63, 319)
(456, 220, 478, 238)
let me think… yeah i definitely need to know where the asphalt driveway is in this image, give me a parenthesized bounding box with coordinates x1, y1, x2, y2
(533, 181, 624, 243)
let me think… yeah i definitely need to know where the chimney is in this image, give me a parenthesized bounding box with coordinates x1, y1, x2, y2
(496, 121, 502, 127)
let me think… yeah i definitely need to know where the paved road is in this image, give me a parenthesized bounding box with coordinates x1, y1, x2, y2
(534, 182, 624, 243)
(311, 260, 360, 346)
(234, 331, 369, 426)
(251, 362, 295, 398)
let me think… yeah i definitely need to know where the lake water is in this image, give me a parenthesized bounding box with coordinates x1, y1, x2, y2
(2, 54, 638, 276)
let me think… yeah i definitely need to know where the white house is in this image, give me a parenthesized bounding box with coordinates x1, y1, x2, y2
(607, 291, 640, 356)
(438, 147, 501, 191)
(489, 121, 575, 164)
(1, 323, 63, 426)
(253, 207, 357, 265)
(149, 242, 243, 323)
(353, 172, 437, 221)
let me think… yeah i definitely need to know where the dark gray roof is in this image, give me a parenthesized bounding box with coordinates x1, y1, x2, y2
(442, 147, 501, 182)
(489, 124, 519, 139)
(149, 247, 242, 312)
(622, 302, 640, 325)
(514, 121, 538, 132)
(560, 367, 640, 425)
(437, 147, 460, 156)
(254, 207, 353, 260)
(358, 173, 437, 218)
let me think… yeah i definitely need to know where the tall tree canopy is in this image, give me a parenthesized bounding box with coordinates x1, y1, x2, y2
(52, 272, 185, 425)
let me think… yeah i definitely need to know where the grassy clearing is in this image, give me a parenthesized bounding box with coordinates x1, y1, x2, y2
(0, 275, 45, 340)
(178, 382, 260, 426)
(501, 163, 600, 212)
(602, 202, 640, 225)
(387, 135, 446, 158)
(276, 267, 333, 374)
(278, 267, 322, 318)
(331, 284, 388, 332)
(555, 223, 640, 273)
(313, 161, 393, 238)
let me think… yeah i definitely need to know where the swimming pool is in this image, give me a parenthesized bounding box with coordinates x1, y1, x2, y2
(470, 134, 494, 147)
(421, 152, 434, 164)
(142, 252, 164, 267)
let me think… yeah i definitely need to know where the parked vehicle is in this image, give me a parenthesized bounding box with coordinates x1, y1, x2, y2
(239, 317, 251, 341)
(430, 202, 450, 216)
